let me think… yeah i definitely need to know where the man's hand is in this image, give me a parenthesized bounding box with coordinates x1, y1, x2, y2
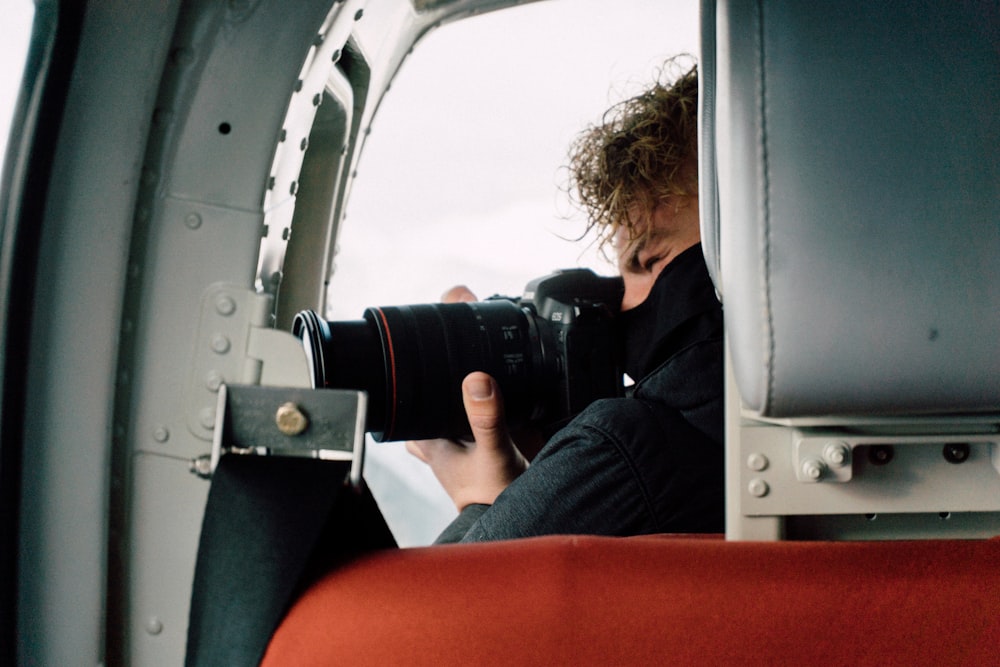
(406, 372, 528, 511)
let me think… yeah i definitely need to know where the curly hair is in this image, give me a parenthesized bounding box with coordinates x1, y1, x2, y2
(567, 60, 698, 255)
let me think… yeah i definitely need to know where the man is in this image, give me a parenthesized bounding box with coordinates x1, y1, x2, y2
(407, 63, 724, 542)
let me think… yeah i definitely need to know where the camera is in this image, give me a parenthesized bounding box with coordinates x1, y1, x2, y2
(292, 269, 624, 442)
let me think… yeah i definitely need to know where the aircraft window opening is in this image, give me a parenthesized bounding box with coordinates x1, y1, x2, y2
(0, 1, 35, 176)
(326, 0, 698, 546)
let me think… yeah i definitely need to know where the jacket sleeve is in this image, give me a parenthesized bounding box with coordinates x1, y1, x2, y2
(445, 397, 724, 543)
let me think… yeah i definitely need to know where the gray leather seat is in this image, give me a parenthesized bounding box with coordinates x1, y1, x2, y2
(699, 0, 1000, 539)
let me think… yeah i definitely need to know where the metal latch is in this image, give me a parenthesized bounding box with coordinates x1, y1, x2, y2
(208, 383, 367, 488)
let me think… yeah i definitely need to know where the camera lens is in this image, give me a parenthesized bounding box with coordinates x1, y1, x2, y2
(293, 301, 548, 441)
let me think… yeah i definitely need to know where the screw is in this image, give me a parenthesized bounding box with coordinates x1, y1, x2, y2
(184, 212, 202, 229)
(748, 478, 769, 498)
(153, 426, 170, 443)
(276, 402, 309, 436)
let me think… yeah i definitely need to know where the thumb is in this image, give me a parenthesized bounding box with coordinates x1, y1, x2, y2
(462, 372, 507, 448)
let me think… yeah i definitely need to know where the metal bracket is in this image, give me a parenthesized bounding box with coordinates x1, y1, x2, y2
(210, 384, 367, 488)
(186, 283, 313, 442)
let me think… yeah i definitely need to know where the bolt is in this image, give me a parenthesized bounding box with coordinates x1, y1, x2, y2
(824, 441, 850, 467)
(748, 478, 769, 497)
(276, 402, 309, 436)
(801, 459, 826, 481)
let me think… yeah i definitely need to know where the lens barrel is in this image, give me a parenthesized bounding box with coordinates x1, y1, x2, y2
(293, 300, 547, 441)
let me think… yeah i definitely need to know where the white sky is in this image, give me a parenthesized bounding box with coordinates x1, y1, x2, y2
(327, 0, 699, 319)
(0, 1, 35, 165)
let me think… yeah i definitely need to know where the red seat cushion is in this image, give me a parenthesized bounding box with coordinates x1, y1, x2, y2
(263, 535, 1000, 666)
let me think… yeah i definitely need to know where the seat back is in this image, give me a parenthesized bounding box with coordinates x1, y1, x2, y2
(700, 0, 1000, 539)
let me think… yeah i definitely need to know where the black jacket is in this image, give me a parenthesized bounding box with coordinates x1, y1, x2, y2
(437, 246, 724, 542)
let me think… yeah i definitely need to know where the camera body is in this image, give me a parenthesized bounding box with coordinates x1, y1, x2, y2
(293, 268, 624, 442)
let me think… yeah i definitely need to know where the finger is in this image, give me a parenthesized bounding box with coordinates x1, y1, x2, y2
(405, 440, 431, 463)
(461, 372, 508, 447)
(441, 285, 477, 303)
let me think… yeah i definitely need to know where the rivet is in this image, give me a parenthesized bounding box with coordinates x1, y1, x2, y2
(747, 452, 769, 472)
(145, 617, 164, 636)
(210, 334, 231, 354)
(153, 426, 170, 443)
(199, 407, 216, 430)
(748, 478, 769, 498)
(276, 402, 309, 436)
(215, 295, 236, 316)
(205, 370, 224, 392)
(184, 212, 202, 229)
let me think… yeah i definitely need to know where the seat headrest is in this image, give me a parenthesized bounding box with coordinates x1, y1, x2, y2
(704, 0, 1000, 417)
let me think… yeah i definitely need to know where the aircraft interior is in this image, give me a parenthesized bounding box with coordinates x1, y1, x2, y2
(1, 0, 998, 664)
